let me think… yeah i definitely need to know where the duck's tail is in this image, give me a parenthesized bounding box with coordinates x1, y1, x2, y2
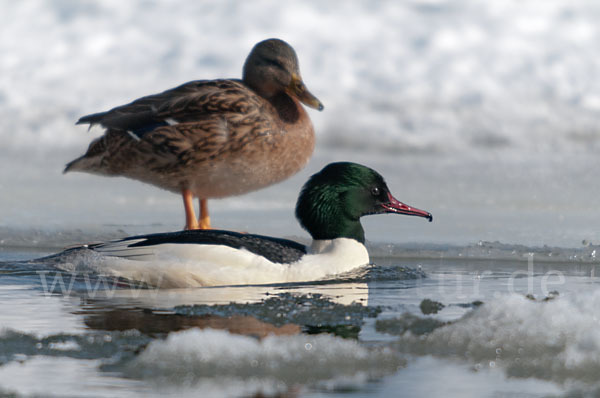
(64, 155, 87, 174)
(63, 136, 106, 174)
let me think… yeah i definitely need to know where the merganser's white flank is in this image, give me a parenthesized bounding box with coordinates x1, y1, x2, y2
(66, 162, 432, 288)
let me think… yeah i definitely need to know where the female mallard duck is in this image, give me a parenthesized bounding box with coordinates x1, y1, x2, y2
(62, 162, 432, 287)
(65, 38, 323, 230)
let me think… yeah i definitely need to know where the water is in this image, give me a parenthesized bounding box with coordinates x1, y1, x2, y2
(2, 0, 600, 396)
(1, 243, 600, 397)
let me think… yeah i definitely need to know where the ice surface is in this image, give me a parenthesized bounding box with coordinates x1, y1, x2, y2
(2, 1, 600, 153)
(370, 240, 600, 264)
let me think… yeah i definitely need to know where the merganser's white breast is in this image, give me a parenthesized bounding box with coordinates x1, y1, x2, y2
(75, 234, 369, 288)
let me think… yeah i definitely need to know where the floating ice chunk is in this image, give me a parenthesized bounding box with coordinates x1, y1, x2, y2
(396, 291, 600, 384)
(127, 328, 402, 388)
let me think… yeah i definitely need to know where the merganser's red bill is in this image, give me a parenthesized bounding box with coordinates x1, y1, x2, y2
(381, 192, 433, 222)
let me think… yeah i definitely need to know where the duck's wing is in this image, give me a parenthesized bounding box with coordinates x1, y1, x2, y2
(77, 80, 269, 138)
(67, 79, 276, 174)
(90, 230, 307, 265)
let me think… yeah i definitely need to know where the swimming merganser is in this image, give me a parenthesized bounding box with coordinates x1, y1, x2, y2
(77, 162, 432, 287)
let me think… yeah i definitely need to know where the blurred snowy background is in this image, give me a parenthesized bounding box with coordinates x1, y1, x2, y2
(1, 0, 599, 247)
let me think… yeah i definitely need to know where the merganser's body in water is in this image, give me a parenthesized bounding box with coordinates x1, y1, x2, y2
(62, 162, 432, 288)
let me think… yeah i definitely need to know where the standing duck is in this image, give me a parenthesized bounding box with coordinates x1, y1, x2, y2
(65, 38, 323, 230)
(71, 162, 433, 287)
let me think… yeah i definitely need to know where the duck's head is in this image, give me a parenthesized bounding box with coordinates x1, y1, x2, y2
(243, 38, 324, 111)
(295, 162, 432, 244)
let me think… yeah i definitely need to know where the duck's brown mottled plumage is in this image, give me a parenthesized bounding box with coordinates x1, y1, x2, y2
(65, 38, 323, 230)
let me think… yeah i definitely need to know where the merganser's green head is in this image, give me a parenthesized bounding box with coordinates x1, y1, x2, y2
(295, 162, 432, 244)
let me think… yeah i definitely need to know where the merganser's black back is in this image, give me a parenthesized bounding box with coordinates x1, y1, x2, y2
(90, 230, 307, 264)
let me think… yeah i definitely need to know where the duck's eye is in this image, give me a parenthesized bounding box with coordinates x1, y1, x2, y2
(264, 58, 285, 70)
(371, 187, 380, 196)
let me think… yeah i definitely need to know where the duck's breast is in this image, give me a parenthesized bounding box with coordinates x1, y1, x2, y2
(186, 92, 315, 198)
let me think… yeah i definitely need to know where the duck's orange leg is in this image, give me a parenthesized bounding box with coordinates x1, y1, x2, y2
(182, 189, 199, 230)
(198, 198, 211, 229)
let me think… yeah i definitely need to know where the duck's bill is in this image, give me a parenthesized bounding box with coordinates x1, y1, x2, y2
(381, 193, 433, 222)
(289, 74, 324, 111)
